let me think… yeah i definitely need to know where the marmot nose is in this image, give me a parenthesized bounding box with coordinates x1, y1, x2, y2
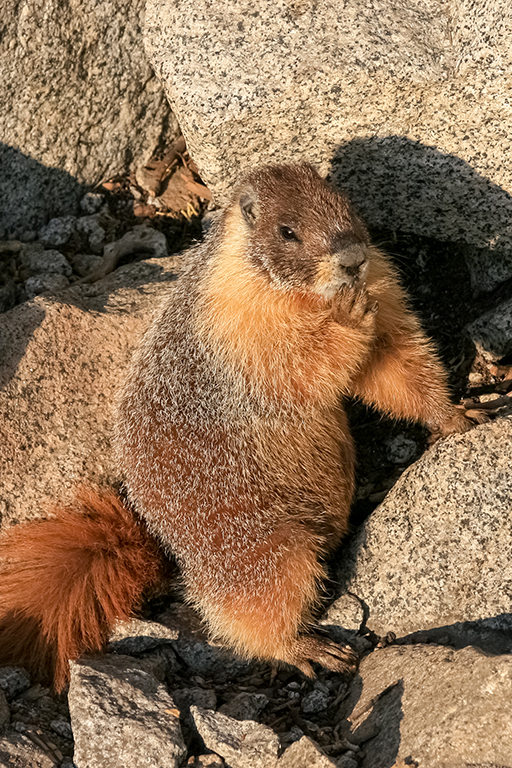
(336, 243, 368, 277)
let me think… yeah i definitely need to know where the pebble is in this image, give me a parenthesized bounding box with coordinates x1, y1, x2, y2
(21, 246, 72, 277)
(385, 434, 418, 464)
(80, 192, 105, 215)
(0, 667, 31, 700)
(50, 718, 74, 739)
(25, 274, 70, 299)
(39, 216, 77, 248)
(301, 689, 331, 714)
(75, 216, 106, 254)
(336, 756, 358, 768)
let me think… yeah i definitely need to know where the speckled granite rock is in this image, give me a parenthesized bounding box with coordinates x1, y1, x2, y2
(277, 736, 337, 767)
(342, 645, 512, 768)
(337, 417, 512, 646)
(190, 705, 279, 768)
(466, 297, 512, 362)
(1, 0, 179, 234)
(69, 655, 186, 768)
(145, 0, 512, 290)
(0, 256, 179, 527)
(108, 618, 180, 654)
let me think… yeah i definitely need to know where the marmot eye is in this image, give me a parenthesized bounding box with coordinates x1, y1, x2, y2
(280, 226, 298, 241)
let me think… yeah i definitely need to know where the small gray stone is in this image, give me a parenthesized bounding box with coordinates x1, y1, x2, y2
(19, 231, 37, 243)
(80, 193, 105, 215)
(50, 718, 73, 739)
(76, 216, 107, 254)
(39, 217, 77, 248)
(466, 297, 512, 362)
(173, 686, 217, 714)
(0, 667, 31, 700)
(219, 692, 269, 721)
(464, 244, 512, 294)
(191, 705, 279, 768)
(384, 434, 418, 465)
(36, 694, 57, 712)
(108, 617, 180, 654)
(25, 274, 70, 299)
(335, 757, 358, 768)
(277, 736, 337, 767)
(69, 655, 186, 768)
(301, 690, 331, 714)
(21, 245, 72, 277)
(285, 726, 304, 744)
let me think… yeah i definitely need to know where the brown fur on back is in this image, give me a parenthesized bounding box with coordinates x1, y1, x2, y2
(0, 488, 166, 690)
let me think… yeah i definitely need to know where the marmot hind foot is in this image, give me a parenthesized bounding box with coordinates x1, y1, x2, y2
(290, 634, 359, 677)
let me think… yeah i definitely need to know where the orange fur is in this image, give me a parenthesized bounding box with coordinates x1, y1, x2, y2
(0, 488, 166, 691)
(353, 252, 458, 429)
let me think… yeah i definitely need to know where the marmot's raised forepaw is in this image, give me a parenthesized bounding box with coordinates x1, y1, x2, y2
(331, 284, 378, 330)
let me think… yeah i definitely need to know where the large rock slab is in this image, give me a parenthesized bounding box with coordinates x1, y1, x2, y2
(69, 655, 186, 768)
(0, 256, 179, 527)
(1, 0, 179, 234)
(145, 0, 512, 289)
(343, 644, 512, 768)
(337, 418, 512, 647)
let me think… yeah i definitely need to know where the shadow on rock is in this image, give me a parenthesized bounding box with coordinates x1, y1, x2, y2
(329, 136, 512, 292)
(0, 301, 46, 393)
(0, 143, 86, 236)
(396, 613, 512, 656)
(343, 676, 404, 768)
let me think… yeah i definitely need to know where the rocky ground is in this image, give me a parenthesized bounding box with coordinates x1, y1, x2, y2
(1, 147, 512, 767)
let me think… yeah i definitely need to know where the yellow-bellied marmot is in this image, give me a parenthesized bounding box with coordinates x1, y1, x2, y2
(0, 164, 474, 689)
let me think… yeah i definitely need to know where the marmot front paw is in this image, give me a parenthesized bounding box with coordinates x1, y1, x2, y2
(331, 284, 378, 331)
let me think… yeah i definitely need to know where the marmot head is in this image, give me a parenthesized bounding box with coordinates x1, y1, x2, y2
(232, 164, 370, 299)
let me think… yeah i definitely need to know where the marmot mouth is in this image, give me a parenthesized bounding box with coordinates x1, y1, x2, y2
(313, 272, 367, 301)
(312, 249, 369, 300)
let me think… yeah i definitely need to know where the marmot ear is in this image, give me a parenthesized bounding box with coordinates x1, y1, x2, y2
(239, 185, 259, 228)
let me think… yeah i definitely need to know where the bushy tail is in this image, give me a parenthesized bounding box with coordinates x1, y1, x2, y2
(0, 487, 167, 691)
